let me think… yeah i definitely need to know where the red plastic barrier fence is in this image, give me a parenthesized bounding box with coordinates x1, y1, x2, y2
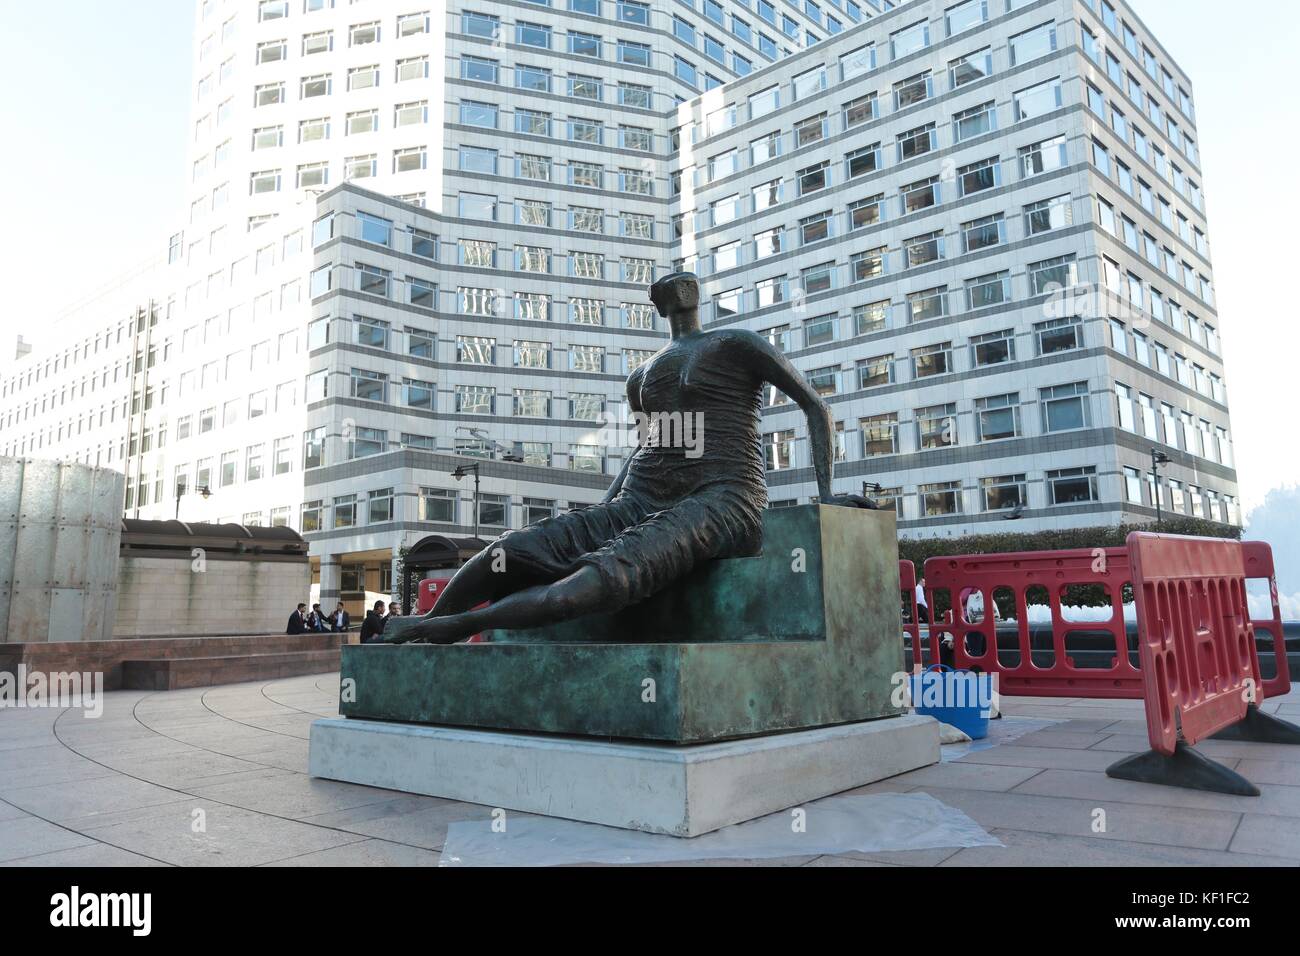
(1242, 541, 1291, 700)
(1128, 532, 1255, 754)
(899, 559, 922, 670)
(923, 547, 1142, 698)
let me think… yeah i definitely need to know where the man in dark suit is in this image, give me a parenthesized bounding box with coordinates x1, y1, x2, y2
(308, 603, 328, 632)
(286, 603, 308, 635)
(330, 602, 351, 633)
(359, 600, 388, 644)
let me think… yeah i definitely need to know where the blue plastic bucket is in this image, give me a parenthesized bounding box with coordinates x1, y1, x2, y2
(908, 665, 992, 740)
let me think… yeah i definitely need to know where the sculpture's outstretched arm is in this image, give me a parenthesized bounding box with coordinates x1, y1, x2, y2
(737, 333, 835, 500)
(736, 332, 876, 510)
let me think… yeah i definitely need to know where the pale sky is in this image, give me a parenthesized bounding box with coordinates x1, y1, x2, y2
(1, 0, 1296, 514)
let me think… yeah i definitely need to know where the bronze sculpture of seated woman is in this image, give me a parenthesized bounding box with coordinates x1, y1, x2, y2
(387, 272, 873, 645)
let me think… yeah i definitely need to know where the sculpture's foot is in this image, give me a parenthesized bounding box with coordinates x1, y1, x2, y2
(382, 616, 466, 645)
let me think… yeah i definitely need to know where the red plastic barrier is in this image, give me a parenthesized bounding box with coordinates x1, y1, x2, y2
(1242, 541, 1291, 699)
(923, 548, 1142, 698)
(1128, 532, 1255, 754)
(899, 560, 923, 670)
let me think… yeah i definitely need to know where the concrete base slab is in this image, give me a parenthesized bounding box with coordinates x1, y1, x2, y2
(309, 714, 940, 837)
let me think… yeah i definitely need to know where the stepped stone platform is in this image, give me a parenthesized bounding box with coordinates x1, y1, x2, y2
(1, 633, 343, 690)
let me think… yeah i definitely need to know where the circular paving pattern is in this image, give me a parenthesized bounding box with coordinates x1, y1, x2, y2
(2, 675, 1298, 866)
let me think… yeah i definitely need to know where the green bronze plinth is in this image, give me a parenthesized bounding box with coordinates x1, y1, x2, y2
(341, 505, 904, 742)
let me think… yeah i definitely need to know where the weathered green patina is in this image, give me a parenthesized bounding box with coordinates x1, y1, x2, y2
(340, 505, 904, 742)
(488, 504, 826, 644)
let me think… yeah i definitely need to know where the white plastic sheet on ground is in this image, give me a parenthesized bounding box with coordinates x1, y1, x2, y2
(438, 791, 1001, 867)
(938, 715, 1063, 763)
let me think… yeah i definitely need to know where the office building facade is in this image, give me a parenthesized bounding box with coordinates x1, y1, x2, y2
(0, 0, 1238, 610)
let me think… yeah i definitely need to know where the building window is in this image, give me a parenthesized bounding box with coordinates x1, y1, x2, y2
(975, 393, 1021, 441)
(368, 488, 394, 524)
(1013, 79, 1061, 120)
(763, 430, 796, 470)
(860, 414, 898, 457)
(981, 474, 1026, 512)
(1047, 467, 1098, 505)
(1024, 194, 1072, 235)
(347, 65, 379, 90)
(1041, 382, 1090, 432)
(917, 403, 957, 449)
(971, 329, 1014, 367)
(920, 481, 961, 516)
(333, 495, 357, 529)
(570, 445, 604, 472)
(419, 488, 455, 523)
(908, 289, 946, 324)
(1028, 255, 1077, 295)
(1009, 22, 1056, 65)
(953, 102, 995, 141)
(966, 271, 1009, 309)
(890, 20, 929, 59)
(345, 154, 377, 180)
(857, 355, 893, 389)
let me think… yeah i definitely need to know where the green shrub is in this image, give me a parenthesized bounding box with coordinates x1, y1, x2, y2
(898, 516, 1240, 569)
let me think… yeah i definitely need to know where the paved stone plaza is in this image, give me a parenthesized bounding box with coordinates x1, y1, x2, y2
(2, 675, 1298, 867)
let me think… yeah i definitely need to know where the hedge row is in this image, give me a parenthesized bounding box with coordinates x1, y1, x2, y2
(897, 516, 1241, 568)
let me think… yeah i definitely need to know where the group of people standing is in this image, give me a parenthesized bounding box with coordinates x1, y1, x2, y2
(286, 600, 402, 639)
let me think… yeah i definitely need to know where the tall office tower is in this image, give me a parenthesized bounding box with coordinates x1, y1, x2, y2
(676, 0, 1236, 534)
(0, 0, 1238, 611)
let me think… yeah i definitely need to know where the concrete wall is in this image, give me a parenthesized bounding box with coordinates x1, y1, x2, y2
(0, 458, 124, 643)
(113, 555, 310, 638)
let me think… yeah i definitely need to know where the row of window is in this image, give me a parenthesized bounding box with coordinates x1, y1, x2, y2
(1115, 383, 1233, 466)
(1082, 0, 1195, 120)
(1087, 85, 1203, 212)
(1081, 24, 1198, 168)
(243, 145, 428, 197)
(251, 58, 428, 107)
(123, 461, 1243, 532)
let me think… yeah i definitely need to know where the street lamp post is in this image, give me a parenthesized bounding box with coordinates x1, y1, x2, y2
(1150, 449, 1171, 526)
(451, 428, 524, 540)
(451, 463, 481, 539)
(175, 484, 212, 520)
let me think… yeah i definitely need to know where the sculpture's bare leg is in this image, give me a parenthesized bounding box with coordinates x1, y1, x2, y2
(420, 546, 528, 619)
(387, 565, 609, 645)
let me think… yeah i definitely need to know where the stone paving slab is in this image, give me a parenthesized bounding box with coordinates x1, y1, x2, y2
(1, 674, 1297, 867)
(916, 785, 1244, 851)
(299, 796, 492, 852)
(884, 761, 1045, 792)
(1236, 758, 1300, 786)
(0, 815, 98, 863)
(77, 800, 368, 867)
(941, 828, 1298, 867)
(1229, 813, 1300, 858)
(3, 841, 170, 867)
(1002, 729, 1118, 750)
(268, 838, 440, 867)
(1010, 768, 1300, 818)
(3, 774, 190, 828)
(956, 744, 1126, 772)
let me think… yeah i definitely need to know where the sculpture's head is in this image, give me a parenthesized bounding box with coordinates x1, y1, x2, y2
(649, 272, 700, 319)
